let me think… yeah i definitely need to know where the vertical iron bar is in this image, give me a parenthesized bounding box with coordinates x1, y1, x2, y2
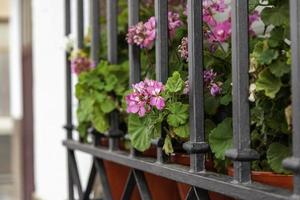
(107, 0, 120, 151)
(290, 0, 300, 196)
(108, 110, 120, 151)
(231, 0, 251, 183)
(155, 0, 168, 164)
(187, 0, 205, 173)
(90, 0, 100, 63)
(107, 0, 118, 64)
(64, 0, 74, 199)
(283, 0, 300, 198)
(77, 0, 84, 49)
(128, 0, 141, 85)
(128, 0, 140, 157)
(155, 0, 168, 82)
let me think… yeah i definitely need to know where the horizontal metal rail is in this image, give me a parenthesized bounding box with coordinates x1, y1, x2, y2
(63, 139, 292, 200)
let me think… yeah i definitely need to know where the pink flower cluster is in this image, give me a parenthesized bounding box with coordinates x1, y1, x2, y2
(168, 12, 182, 38)
(178, 37, 188, 61)
(180, 70, 222, 96)
(204, 69, 222, 96)
(126, 79, 165, 117)
(71, 54, 94, 75)
(203, 0, 228, 26)
(207, 11, 260, 43)
(126, 12, 182, 49)
(208, 19, 231, 43)
(183, 0, 261, 44)
(127, 17, 156, 49)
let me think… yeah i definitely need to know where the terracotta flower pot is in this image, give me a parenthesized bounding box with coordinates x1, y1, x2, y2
(227, 167, 293, 191)
(104, 160, 141, 200)
(134, 145, 181, 200)
(100, 137, 180, 200)
(145, 173, 181, 200)
(172, 154, 234, 200)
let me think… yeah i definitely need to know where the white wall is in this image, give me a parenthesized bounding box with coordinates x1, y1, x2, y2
(9, 0, 22, 119)
(32, 0, 91, 199)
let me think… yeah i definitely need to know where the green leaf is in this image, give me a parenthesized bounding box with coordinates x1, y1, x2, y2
(163, 135, 174, 154)
(209, 118, 233, 160)
(204, 95, 220, 115)
(220, 78, 232, 106)
(173, 124, 189, 138)
(77, 122, 89, 139)
(269, 59, 291, 77)
(256, 69, 282, 98)
(128, 115, 156, 152)
(165, 71, 185, 93)
(267, 143, 291, 174)
(100, 97, 116, 113)
(249, 0, 260, 10)
(92, 107, 109, 133)
(220, 94, 231, 106)
(268, 27, 285, 48)
(77, 97, 94, 122)
(167, 102, 189, 127)
(261, 6, 289, 26)
(253, 42, 279, 65)
(104, 74, 118, 92)
(205, 119, 216, 138)
(94, 93, 106, 103)
(75, 83, 85, 99)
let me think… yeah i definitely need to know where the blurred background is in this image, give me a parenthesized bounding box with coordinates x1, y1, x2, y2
(0, 0, 92, 199)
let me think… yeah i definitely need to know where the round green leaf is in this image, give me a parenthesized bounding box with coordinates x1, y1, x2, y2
(128, 115, 153, 152)
(267, 143, 291, 174)
(209, 118, 233, 160)
(256, 69, 282, 99)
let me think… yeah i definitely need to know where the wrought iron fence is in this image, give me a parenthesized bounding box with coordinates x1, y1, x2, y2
(63, 0, 300, 199)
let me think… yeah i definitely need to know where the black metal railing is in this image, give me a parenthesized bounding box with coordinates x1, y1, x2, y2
(63, 0, 300, 200)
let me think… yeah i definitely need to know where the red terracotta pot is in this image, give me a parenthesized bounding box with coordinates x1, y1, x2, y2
(145, 173, 181, 200)
(100, 138, 180, 200)
(104, 160, 141, 200)
(172, 154, 234, 200)
(227, 167, 293, 191)
(134, 145, 180, 200)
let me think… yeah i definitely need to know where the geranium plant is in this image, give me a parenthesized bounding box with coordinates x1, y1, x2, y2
(75, 59, 129, 139)
(127, 72, 189, 153)
(125, 0, 293, 175)
(206, 0, 292, 174)
(68, 0, 293, 177)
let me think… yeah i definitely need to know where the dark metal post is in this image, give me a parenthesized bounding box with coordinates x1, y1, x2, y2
(106, 0, 121, 151)
(155, 0, 168, 164)
(77, 0, 84, 49)
(183, 0, 209, 173)
(128, 0, 140, 157)
(283, 1, 300, 199)
(107, 0, 118, 64)
(64, 0, 74, 199)
(128, 0, 141, 86)
(225, 0, 258, 183)
(90, 0, 100, 63)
